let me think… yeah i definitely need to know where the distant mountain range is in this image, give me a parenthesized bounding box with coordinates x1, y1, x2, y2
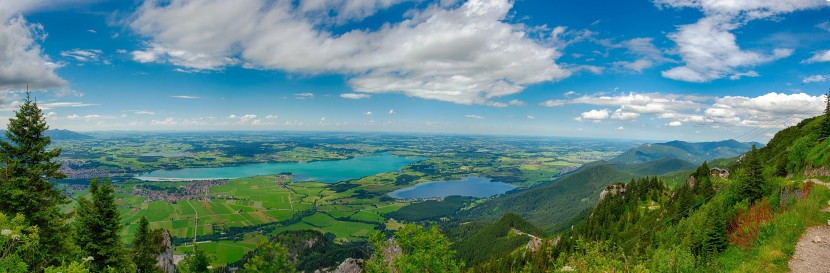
(608, 139, 762, 164)
(0, 129, 93, 141)
(459, 139, 758, 231)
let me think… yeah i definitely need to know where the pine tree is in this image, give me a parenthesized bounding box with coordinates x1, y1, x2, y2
(738, 145, 765, 202)
(0, 92, 70, 267)
(821, 89, 830, 139)
(74, 179, 129, 271)
(179, 248, 212, 273)
(133, 217, 163, 273)
(242, 239, 295, 273)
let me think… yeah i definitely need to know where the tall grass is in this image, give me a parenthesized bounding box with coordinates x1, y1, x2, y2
(714, 182, 830, 272)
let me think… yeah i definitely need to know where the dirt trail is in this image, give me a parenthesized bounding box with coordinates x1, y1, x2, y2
(788, 179, 830, 273)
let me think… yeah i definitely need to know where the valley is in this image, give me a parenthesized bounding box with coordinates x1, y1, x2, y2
(54, 133, 636, 266)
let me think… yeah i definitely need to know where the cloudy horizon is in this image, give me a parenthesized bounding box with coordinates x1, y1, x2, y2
(0, 0, 829, 142)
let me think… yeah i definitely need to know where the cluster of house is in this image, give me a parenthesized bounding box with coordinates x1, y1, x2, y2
(128, 179, 227, 203)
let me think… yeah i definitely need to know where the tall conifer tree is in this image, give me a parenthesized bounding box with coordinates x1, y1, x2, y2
(74, 179, 129, 271)
(132, 216, 163, 273)
(0, 91, 70, 267)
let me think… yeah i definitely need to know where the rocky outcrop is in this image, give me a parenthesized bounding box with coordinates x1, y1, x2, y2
(316, 258, 364, 273)
(804, 165, 830, 178)
(334, 258, 363, 273)
(157, 230, 176, 273)
(599, 184, 627, 202)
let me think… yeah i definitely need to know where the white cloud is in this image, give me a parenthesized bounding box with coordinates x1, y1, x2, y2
(653, 0, 824, 82)
(667, 121, 682, 127)
(265, 114, 279, 119)
(0, 14, 66, 90)
(617, 126, 624, 130)
(132, 110, 155, 115)
(578, 109, 610, 120)
(542, 92, 703, 115)
(803, 74, 830, 83)
(563, 91, 576, 96)
(130, 43, 237, 71)
(170, 95, 199, 99)
(87, 29, 96, 33)
(298, 0, 411, 24)
(365, 111, 373, 115)
(614, 37, 674, 73)
(610, 109, 641, 120)
(340, 93, 371, 99)
(547, 91, 825, 129)
(129, 0, 570, 105)
(508, 100, 526, 106)
(526, 115, 535, 120)
(661, 16, 793, 82)
(294, 93, 315, 99)
(818, 21, 830, 32)
(614, 59, 654, 73)
(66, 114, 110, 120)
(802, 50, 830, 64)
(60, 49, 103, 62)
(388, 109, 397, 114)
(236, 114, 257, 124)
(464, 114, 484, 119)
(39, 102, 98, 109)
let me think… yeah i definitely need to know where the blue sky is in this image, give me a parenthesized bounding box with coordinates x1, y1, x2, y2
(1, 0, 829, 142)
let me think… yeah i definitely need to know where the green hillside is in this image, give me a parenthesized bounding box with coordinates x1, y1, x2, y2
(465, 114, 830, 272)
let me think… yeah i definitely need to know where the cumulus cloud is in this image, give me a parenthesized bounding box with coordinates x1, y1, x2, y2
(298, 0, 411, 24)
(577, 109, 610, 121)
(667, 121, 682, 127)
(128, 0, 570, 105)
(265, 114, 279, 119)
(364, 111, 373, 115)
(465, 114, 484, 119)
(802, 50, 830, 64)
(0, 14, 66, 90)
(653, 0, 825, 82)
(340, 93, 371, 99)
(549, 91, 825, 128)
(611, 109, 641, 120)
(388, 109, 396, 114)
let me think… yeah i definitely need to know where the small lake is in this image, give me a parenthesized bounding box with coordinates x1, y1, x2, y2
(387, 176, 516, 199)
(135, 154, 422, 183)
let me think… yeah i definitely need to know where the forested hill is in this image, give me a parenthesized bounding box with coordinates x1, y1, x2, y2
(458, 139, 752, 232)
(608, 139, 761, 164)
(466, 114, 830, 272)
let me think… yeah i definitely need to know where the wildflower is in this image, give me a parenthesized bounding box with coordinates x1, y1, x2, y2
(207, 266, 214, 270)
(0, 229, 11, 236)
(560, 265, 575, 272)
(83, 256, 95, 262)
(10, 234, 20, 240)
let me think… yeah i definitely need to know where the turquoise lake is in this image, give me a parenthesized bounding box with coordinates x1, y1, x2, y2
(135, 154, 422, 183)
(387, 176, 517, 199)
